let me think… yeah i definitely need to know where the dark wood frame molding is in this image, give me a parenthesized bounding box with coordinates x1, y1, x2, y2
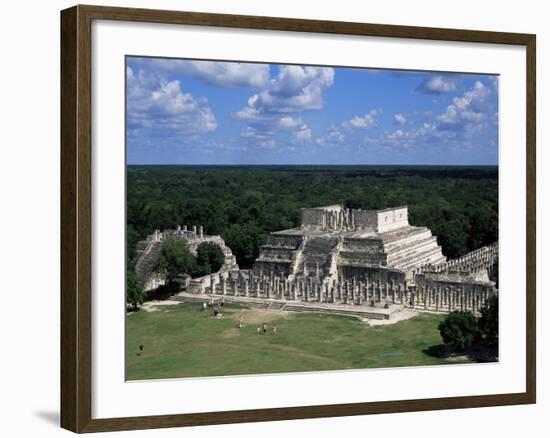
(60, 4, 536, 433)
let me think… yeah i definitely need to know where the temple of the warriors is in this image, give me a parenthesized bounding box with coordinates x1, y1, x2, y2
(253, 205, 447, 284)
(134, 205, 498, 319)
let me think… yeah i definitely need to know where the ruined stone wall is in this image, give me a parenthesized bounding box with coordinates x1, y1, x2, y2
(301, 208, 326, 228)
(134, 225, 239, 291)
(375, 207, 409, 233)
(352, 209, 378, 230)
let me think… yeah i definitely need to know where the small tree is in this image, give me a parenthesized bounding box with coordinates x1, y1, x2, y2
(438, 311, 480, 351)
(195, 242, 225, 276)
(479, 295, 499, 346)
(155, 239, 196, 282)
(126, 269, 144, 311)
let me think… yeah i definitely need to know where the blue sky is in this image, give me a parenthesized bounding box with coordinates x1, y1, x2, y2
(126, 57, 498, 165)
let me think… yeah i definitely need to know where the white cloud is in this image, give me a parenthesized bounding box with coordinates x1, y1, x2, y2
(416, 75, 458, 94)
(129, 58, 270, 88)
(232, 65, 334, 148)
(342, 110, 378, 130)
(315, 126, 345, 146)
(394, 113, 407, 125)
(126, 66, 217, 137)
(359, 80, 496, 155)
(293, 124, 312, 142)
(241, 65, 335, 115)
(328, 128, 345, 143)
(278, 116, 302, 129)
(240, 126, 273, 140)
(437, 81, 490, 126)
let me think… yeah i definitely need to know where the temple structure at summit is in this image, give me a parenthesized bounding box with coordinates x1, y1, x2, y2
(252, 205, 447, 284)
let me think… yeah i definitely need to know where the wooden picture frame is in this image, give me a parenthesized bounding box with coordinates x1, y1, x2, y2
(60, 4, 536, 433)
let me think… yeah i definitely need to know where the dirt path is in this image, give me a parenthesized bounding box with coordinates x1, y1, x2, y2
(366, 309, 418, 326)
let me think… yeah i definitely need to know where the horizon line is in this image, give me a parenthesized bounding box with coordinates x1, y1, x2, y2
(126, 163, 499, 167)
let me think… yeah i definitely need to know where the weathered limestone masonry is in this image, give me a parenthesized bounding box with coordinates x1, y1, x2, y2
(414, 242, 498, 280)
(253, 204, 447, 283)
(134, 225, 238, 291)
(189, 205, 498, 317)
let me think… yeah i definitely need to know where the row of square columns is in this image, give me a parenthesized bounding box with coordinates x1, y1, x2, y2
(417, 243, 498, 276)
(199, 272, 495, 314)
(412, 284, 493, 313)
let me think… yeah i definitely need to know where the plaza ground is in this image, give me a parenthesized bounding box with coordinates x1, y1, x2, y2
(126, 303, 472, 381)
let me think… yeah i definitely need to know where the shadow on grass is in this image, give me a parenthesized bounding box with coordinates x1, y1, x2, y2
(423, 342, 498, 363)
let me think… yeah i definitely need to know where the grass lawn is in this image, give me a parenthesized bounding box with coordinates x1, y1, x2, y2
(126, 303, 472, 380)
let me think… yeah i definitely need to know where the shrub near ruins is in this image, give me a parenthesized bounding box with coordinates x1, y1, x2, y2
(155, 239, 197, 282)
(479, 295, 499, 346)
(195, 242, 225, 277)
(438, 311, 480, 351)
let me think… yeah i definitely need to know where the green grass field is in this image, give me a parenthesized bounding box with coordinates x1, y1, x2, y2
(126, 303, 472, 380)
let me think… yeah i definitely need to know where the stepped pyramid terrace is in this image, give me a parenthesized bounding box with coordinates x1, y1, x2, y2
(253, 205, 447, 284)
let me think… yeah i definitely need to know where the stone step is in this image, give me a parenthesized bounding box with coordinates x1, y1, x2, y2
(385, 236, 441, 265)
(171, 294, 391, 319)
(392, 246, 447, 271)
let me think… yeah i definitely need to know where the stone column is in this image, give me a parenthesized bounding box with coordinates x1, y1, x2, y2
(199, 226, 204, 238)
(210, 274, 216, 294)
(290, 283, 296, 300)
(244, 279, 249, 297)
(423, 286, 428, 310)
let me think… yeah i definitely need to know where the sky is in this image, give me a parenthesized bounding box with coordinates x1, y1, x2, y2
(126, 56, 498, 165)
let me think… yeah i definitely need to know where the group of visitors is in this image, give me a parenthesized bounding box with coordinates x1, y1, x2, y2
(199, 300, 278, 334)
(201, 297, 225, 318)
(257, 322, 278, 335)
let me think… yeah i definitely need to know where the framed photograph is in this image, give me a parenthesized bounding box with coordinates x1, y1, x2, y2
(60, 4, 536, 433)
